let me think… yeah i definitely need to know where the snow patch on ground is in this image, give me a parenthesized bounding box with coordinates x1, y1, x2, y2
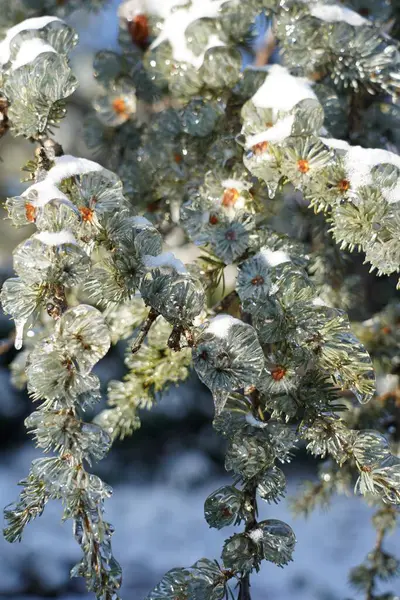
(1, 446, 399, 599)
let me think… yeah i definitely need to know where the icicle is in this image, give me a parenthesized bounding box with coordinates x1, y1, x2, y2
(212, 389, 229, 416)
(351, 387, 374, 405)
(14, 319, 26, 350)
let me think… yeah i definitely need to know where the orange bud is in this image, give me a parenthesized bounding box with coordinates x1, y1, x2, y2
(222, 188, 240, 207)
(112, 98, 128, 116)
(271, 366, 286, 381)
(337, 179, 350, 192)
(209, 214, 219, 225)
(252, 141, 268, 155)
(128, 14, 149, 49)
(79, 207, 94, 222)
(297, 159, 310, 174)
(25, 202, 36, 223)
(251, 275, 264, 286)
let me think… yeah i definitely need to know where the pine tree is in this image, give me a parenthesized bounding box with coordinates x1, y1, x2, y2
(1, 1, 400, 599)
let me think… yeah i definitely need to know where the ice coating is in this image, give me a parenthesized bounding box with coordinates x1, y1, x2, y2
(0, 16, 61, 65)
(251, 65, 317, 112)
(150, 0, 226, 68)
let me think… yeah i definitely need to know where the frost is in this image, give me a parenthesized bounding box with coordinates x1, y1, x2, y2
(344, 146, 400, 203)
(0, 16, 61, 65)
(322, 140, 400, 203)
(251, 65, 316, 112)
(309, 3, 368, 27)
(21, 155, 104, 208)
(21, 181, 69, 207)
(150, 0, 226, 68)
(321, 137, 351, 152)
(131, 216, 153, 227)
(246, 414, 268, 429)
(207, 314, 238, 338)
(258, 248, 291, 267)
(11, 39, 56, 71)
(47, 155, 103, 182)
(312, 297, 329, 307)
(143, 252, 187, 273)
(35, 230, 77, 246)
(118, 0, 188, 20)
(221, 179, 250, 192)
(249, 528, 264, 543)
(246, 115, 295, 148)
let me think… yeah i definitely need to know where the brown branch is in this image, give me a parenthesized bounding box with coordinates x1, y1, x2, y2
(365, 510, 392, 600)
(0, 96, 9, 138)
(213, 290, 239, 314)
(237, 390, 262, 600)
(238, 573, 252, 600)
(255, 27, 276, 67)
(0, 331, 16, 355)
(131, 308, 159, 353)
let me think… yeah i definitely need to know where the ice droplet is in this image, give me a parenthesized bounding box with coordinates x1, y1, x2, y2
(14, 319, 26, 350)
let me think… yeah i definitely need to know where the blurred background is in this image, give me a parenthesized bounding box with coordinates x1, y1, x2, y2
(0, 2, 398, 599)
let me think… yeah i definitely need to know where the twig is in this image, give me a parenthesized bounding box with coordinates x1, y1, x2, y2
(255, 27, 276, 67)
(238, 573, 252, 600)
(167, 325, 195, 351)
(365, 516, 390, 600)
(131, 308, 158, 353)
(167, 326, 182, 352)
(0, 331, 16, 355)
(213, 290, 239, 314)
(347, 89, 373, 142)
(237, 389, 262, 600)
(0, 96, 9, 138)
